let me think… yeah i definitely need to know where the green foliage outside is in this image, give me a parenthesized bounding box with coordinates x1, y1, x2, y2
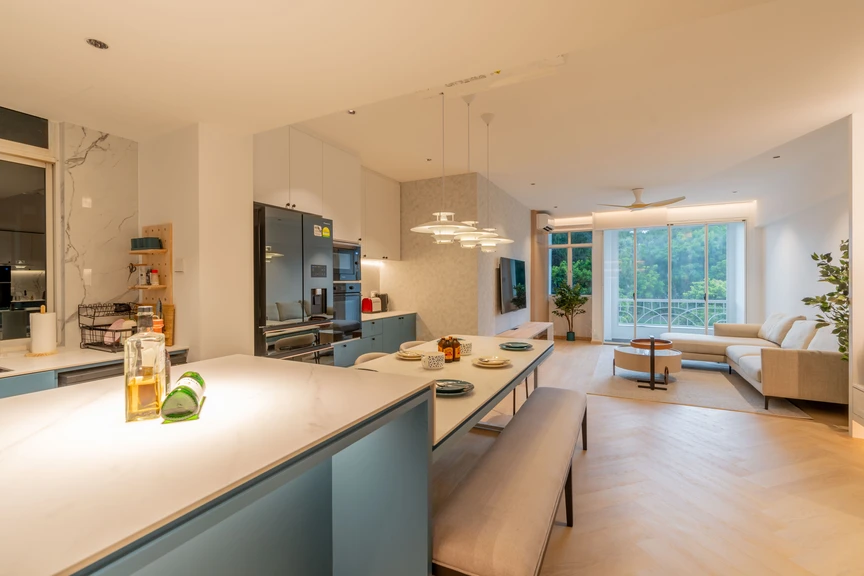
(616, 226, 728, 300)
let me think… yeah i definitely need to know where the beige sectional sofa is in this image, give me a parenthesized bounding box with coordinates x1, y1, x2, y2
(661, 313, 848, 408)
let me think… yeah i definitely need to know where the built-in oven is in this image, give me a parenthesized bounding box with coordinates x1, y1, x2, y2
(327, 283, 362, 342)
(333, 242, 361, 282)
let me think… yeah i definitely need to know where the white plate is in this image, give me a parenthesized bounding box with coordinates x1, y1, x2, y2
(396, 352, 422, 361)
(473, 358, 512, 369)
(477, 356, 511, 365)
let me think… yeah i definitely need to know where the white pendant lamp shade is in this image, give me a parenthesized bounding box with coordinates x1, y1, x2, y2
(411, 93, 475, 243)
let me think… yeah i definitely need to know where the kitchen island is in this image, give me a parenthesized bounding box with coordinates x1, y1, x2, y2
(0, 354, 434, 576)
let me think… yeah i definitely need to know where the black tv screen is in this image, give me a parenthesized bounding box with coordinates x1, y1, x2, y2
(499, 257, 527, 314)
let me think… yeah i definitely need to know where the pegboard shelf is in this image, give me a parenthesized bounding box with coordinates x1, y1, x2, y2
(130, 223, 173, 308)
(128, 285, 167, 291)
(129, 249, 168, 255)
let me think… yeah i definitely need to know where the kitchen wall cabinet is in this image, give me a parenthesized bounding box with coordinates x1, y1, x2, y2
(0, 231, 12, 264)
(11, 232, 45, 270)
(288, 127, 323, 215)
(322, 144, 362, 243)
(252, 126, 323, 214)
(362, 169, 401, 261)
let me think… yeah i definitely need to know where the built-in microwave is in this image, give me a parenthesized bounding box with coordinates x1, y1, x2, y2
(333, 242, 361, 282)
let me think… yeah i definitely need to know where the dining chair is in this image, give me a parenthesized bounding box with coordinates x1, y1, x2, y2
(400, 341, 426, 351)
(354, 352, 388, 365)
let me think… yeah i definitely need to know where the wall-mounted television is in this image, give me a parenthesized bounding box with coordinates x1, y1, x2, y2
(499, 257, 527, 314)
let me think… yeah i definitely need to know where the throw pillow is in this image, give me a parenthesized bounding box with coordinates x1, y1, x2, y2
(757, 313, 805, 345)
(781, 320, 819, 349)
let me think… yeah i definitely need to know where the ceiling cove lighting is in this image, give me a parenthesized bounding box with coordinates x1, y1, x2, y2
(411, 93, 476, 243)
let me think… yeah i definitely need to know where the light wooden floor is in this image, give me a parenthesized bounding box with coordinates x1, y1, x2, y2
(434, 341, 864, 576)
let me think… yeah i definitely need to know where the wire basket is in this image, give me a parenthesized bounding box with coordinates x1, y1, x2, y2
(78, 302, 139, 353)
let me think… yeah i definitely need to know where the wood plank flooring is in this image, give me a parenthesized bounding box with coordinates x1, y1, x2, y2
(434, 341, 864, 576)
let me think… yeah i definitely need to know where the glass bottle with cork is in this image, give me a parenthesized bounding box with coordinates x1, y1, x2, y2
(124, 305, 167, 422)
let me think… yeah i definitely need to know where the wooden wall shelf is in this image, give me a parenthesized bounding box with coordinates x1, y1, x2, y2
(130, 223, 174, 307)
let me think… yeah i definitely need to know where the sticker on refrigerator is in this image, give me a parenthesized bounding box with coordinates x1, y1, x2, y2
(322, 226, 331, 238)
(313, 225, 322, 237)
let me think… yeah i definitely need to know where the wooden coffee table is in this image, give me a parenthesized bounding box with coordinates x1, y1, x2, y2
(613, 338, 682, 391)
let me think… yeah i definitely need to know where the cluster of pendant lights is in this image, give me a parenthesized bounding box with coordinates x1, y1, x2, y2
(410, 93, 512, 252)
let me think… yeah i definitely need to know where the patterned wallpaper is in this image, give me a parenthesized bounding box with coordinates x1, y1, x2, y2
(380, 173, 480, 341)
(380, 172, 530, 340)
(61, 124, 138, 346)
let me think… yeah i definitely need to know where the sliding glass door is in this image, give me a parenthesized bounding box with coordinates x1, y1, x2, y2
(603, 221, 746, 342)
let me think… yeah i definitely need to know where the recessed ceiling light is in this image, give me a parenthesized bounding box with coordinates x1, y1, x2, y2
(732, 190, 738, 194)
(426, 158, 432, 162)
(554, 205, 558, 209)
(347, 109, 356, 115)
(86, 38, 109, 50)
(773, 155, 780, 159)
(531, 183, 536, 186)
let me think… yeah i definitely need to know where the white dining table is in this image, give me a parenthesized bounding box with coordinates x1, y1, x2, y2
(356, 335, 555, 459)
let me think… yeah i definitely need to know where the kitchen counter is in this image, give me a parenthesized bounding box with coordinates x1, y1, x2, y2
(0, 344, 189, 379)
(0, 354, 434, 575)
(361, 309, 415, 321)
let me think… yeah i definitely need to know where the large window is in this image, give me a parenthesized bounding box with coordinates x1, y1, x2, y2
(0, 106, 53, 341)
(549, 231, 592, 295)
(603, 222, 746, 341)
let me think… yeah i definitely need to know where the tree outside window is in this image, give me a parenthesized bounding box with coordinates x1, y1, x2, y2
(549, 232, 592, 295)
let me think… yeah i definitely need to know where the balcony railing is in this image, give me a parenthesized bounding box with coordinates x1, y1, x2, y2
(617, 298, 727, 328)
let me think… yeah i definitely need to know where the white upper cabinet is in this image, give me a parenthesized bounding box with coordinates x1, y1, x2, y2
(362, 169, 401, 261)
(288, 127, 323, 215)
(253, 126, 290, 209)
(322, 143, 362, 242)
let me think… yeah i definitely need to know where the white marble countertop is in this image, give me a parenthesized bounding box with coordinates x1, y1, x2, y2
(357, 335, 554, 446)
(361, 310, 416, 321)
(0, 354, 433, 576)
(0, 345, 189, 379)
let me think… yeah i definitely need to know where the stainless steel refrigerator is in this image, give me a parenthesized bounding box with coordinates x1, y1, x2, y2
(253, 203, 334, 361)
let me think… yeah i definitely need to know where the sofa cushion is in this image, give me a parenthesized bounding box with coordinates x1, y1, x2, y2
(808, 325, 841, 352)
(276, 301, 304, 321)
(781, 320, 819, 349)
(661, 332, 777, 357)
(738, 355, 763, 383)
(726, 345, 764, 365)
(757, 313, 805, 345)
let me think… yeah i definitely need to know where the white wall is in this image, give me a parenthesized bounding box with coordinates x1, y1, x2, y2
(197, 124, 254, 359)
(139, 125, 201, 356)
(139, 124, 254, 361)
(761, 193, 848, 319)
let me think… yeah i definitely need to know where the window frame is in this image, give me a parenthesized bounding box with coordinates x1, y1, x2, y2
(0, 122, 59, 347)
(548, 230, 593, 296)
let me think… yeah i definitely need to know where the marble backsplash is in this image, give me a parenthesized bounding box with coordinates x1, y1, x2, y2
(61, 124, 138, 347)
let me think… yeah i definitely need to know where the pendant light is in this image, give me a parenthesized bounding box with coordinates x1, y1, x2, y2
(475, 113, 513, 253)
(456, 95, 497, 249)
(410, 93, 476, 243)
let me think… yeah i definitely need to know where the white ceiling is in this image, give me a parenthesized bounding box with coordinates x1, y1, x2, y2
(298, 0, 864, 216)
(0, 0, 767, 142)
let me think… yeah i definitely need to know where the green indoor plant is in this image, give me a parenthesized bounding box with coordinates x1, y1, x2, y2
(551, 283, 589, 341)
(802, 239, 849, 360)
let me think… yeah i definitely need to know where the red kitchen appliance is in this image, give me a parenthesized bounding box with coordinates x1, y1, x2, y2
(362, 297, 373, 313)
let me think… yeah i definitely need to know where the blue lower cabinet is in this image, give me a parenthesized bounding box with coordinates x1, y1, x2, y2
(334, 338, 367, 368)
(0, 371, 56, 399)
(367, 335, 384, 353)
(400, 314, 417, 346)
(382, 317, 402, 353)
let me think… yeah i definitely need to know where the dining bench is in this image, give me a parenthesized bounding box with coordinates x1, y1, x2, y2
(433, 387, 587, 576)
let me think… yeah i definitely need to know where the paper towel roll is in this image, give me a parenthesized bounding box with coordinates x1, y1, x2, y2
(29, 312, 57, 355)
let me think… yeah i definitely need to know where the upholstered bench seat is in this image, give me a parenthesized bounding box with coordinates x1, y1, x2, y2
(433, 387, 587, 576)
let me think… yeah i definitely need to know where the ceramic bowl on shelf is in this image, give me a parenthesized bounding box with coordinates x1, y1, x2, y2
(421, 351, 446, 370)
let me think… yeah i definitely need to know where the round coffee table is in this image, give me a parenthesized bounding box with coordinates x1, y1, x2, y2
(613, 341, 682, 390)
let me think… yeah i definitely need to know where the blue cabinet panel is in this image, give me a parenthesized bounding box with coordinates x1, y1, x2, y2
(333, 338, 367, 368)
(0, 371, 56, 399)
(382, 317, 401, 353)
(362, 319, 383, 337)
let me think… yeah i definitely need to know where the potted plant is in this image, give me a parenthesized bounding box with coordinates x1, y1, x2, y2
(802, 239, 849, 360)
(551, 283, 589, 341)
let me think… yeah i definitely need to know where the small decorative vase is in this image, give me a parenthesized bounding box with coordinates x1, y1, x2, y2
(566, 331, 576, 341)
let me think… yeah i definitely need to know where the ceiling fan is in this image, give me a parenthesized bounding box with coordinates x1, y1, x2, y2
(598, 188, 686, 211)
